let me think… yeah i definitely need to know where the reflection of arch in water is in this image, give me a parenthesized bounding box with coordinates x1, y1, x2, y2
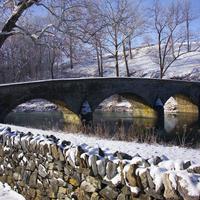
(54, 100, 81, 126)
(5, 98, 81, 127)
(94, 93, 157, 119)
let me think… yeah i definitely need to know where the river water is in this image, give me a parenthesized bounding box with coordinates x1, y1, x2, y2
(5, 111, 200, 147)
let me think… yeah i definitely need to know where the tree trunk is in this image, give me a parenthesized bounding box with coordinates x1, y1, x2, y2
(48, 49, 55, 79)
(50, 63, 54, 79)
(186, 16, 190, 52)
(185, 0, 190, 52)
(128, 37, 133, 59)
(122, 40, 130, 77)
(170, 35, 175, 59)
(114, 28, 119, 77)
(115, 47, 119, 77)
(95, 44, 101, 76)
(99, 43, 103, 77)
(158, 33, 163, 79)
(50, 53, 55, 79)
(160, 66, 164, 79)
(36, 48, 42, 79)
(69, 34, 74, 69)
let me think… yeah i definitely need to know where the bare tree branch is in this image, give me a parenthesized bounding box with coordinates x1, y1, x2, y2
(0, 0, 41, 48)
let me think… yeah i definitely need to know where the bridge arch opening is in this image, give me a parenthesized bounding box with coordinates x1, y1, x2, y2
(91, 93, 160, 140)
(93, 93, 157, 130)
(164, 94, 199, 133)
(94, 94, 157, 118)
(4, 98, 81, 131)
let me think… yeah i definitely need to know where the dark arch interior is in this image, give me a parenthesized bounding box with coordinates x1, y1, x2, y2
(4, 98, 81, 131)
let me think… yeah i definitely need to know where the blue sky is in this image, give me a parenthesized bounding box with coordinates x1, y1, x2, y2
(143, 0, 200, 31)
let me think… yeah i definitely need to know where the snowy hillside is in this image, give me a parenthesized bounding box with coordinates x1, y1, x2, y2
(62, 46, 200, 80)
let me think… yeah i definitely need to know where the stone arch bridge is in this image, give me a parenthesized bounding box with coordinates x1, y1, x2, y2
(0, 78, 200, 123)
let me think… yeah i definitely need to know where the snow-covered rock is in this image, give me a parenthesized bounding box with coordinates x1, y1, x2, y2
(164, 97, 178, 113)
(0, 182, 25, 200)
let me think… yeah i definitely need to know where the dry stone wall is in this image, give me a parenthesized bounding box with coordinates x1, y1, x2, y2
(0, 126, 200, 200)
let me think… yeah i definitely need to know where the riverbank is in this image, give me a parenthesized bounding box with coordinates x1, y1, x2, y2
(13, 99, 57, 112)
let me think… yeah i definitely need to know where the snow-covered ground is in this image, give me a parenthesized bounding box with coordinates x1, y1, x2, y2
(62, 46, 200, 80)
(1, 123, 200, 165)
(97, 95, 133, 112)
(0, 182, 25, 200)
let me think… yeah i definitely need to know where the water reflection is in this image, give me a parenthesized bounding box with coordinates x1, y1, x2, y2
(164, 113, 198, 132)
(5, 111, 65, 131)
(93, 111, 199, 131)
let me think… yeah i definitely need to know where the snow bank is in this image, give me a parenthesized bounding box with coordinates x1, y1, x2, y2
(1, 123, 200, 164)
(13, 99, 57, 112)
(0, 182, 25, 200)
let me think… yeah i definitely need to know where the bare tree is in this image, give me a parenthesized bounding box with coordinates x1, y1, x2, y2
(150, 0, 199, 79)
(120, 1, 144, 76)
(101, 0, 138, 77)
(82, 1, 106, 77)
(40, 0, 92, 70)
(182, 0, 198, 52)
(44, 36, 62, 79)
(122, 38, 130, 76)
(126, 2, 144, 60)
(184, 0, 191, 52)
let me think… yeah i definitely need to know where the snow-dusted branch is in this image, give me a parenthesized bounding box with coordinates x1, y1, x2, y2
(15, 24, 54, 41)
(0, 0, 41, 48)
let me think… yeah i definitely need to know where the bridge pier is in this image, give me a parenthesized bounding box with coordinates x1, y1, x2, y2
(0, 108, 7, 123)
(80, 100, 93, 126)
(0, 116, 4, 123)
(198, 97, 200, 123)
(154, 98, 164, 129)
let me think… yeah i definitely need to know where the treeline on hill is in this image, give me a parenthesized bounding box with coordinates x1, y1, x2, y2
(0, 0, 199, 83)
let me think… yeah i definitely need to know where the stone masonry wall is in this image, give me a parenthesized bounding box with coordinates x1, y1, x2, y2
(0, 126, 200, 200)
